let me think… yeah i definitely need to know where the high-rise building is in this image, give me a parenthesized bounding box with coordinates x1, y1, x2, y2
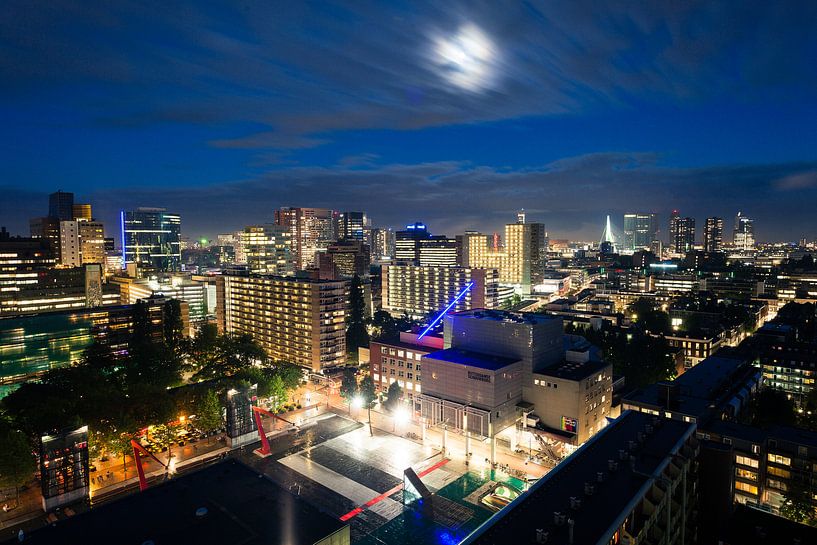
(733, 212, 755, 251)
(121, 208, 181, 272)
(395, 223, 457, 267)
(59, 219, 106, 266)
(370, 227, 395, 261)
(318, 239, 370, 279)
(217, 271, 346, 371)
(623, 213, 658, 251)
(71, 203, 92, 221)
(273, 207, 336, 270)
(337, 211, 366, 241)
(463, 214, 546, 293)
(669, 210, 695, 253)
(29, 216, 62, 258)
(703, 216, 724, 252)
(240, 224, 293, 275)
(112, 274, 205, 326)
(48, 190, 75, 221)
(381, 265, 500, 319)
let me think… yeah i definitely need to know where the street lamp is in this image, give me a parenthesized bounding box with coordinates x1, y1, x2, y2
(393, 405, 410, 432)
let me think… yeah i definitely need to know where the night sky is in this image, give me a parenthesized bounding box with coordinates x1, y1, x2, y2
(2, 1, 816, 242)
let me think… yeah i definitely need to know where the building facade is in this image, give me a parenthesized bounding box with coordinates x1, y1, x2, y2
(669, 210, 696, 254)
(240, 224, 293, 275)
(733, 212, 755, 251)
(623, 212, 659, 251)
(121, 208, 182, 272)
(381, 265, 499, 319)
(218, 272, 346, 371)
(273, 207, 336, 270)
(704, 216, 724, 252)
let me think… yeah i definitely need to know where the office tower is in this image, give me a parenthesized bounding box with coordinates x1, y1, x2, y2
(733, 212, 755, 251)
(703, 216, 724, 252)
(464, 214, 547, 293)
(381, 265, 499, 319)
(273, 207, 336, 270)
(59, 219, 106, 266)
(337, 211, 366, 241)
(395, 222, 457, 267)
(72, 203, 92, 221)
(669, 210, 695, 253)
(29, 216, 62, 257)
(318, 239, 370, 279)
(623, 213, 658, 251)
(217, 271, 346, 372)
(121, 208, 181, 272)
(465, 410, 698, 545)
(239, 224, 293, 275)
(48, 190, 75, 221)
(370, 227, 395, 261)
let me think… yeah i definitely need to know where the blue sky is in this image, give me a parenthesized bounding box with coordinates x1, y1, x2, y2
(1, 1, 816, 242)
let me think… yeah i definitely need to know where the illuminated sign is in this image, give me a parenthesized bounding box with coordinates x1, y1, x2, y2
(418, 281, 475, 339)
(561, 416, 577, 433)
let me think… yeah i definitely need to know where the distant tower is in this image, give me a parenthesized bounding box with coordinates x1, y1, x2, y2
(517, 209, 526, 224)
(600, 215, 617, 252)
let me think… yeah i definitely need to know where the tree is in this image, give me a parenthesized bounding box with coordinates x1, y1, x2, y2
(163, 299, 184, 351)
(150, 423, 181, 464)
(628, 298, 671, 335)
(339, 368, 358, 414)
(359, 376, 376, 437)
(195, 390, 222, 445)
(0, 428, 36, 507)
(780, 478, 817, 526)
(383, 381, 403, 413)
(346, 274, 369, 362)
(747, 389, 797, 429)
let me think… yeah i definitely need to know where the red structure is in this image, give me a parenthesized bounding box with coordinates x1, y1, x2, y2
(252, 406, 298, 456)
(130, 439, 168, 492)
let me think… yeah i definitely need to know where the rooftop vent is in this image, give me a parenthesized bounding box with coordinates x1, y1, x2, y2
(535, 529, 549, 544)
(597, 471, 605, 483)
(569, 496, 581, 510)
(618, 449, 627, 460)
(584, 482, 595, 496)
(608, 459, 619, 472)
(554, 512, 566, 525)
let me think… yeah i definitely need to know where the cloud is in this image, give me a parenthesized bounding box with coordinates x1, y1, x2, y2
(3, 1, 816, 151)
(775, 171, 817, 190)
(3, 154, 815, 242)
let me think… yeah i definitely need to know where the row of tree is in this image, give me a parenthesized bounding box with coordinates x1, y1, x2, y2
(0, 302, 303, 499)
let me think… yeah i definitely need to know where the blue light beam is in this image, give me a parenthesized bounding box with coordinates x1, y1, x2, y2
(418, 281, 475, 339)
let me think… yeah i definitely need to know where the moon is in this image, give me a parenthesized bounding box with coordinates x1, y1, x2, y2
(435, 25, 496, 92)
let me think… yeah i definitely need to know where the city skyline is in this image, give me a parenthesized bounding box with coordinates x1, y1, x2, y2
(2, 2, 817, 241)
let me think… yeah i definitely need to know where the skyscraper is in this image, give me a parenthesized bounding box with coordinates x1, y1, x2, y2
(623, 213, 658, 251)
(395, 222, 457, 267)
(703, 216, 724, 252)
(240, 224, 293, 275)
(733, 212, 755, 251)
(669, 210, 695, 253)
(464, 213, 547, 293)
(273, 207, 336, 269)
(337, 211, 366, 241)
(121, 208, 181, 272)
(48, 190, 74, 221)
(369, 227, 395, 261)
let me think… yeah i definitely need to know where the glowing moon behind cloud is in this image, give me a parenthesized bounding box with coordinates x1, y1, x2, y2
(435, 25, 497, 92)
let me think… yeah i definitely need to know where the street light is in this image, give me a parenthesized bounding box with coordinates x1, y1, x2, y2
(393, 405, 410, 432)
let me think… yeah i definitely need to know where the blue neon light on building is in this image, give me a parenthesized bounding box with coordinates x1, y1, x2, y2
(418, 281, 475, 339)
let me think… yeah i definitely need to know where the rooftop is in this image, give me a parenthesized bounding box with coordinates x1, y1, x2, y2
(14, 460, 347, 545)
(537, 358, 610, 381)
(463, 411, 695, 545)
(424, 347, 520, 371)
(451, 309, 560, 325)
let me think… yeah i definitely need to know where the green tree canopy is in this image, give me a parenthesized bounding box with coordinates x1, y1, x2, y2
(346, 274, 369, 360)
(384, 381, 403, 413)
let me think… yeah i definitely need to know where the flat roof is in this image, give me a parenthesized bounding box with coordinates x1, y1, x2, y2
(463, 411, 695, 545)
(17, 460, 347, 545)
(424, 347, 520, 371)
(537, 358, 609, 381)
(451, 309, 560, 325)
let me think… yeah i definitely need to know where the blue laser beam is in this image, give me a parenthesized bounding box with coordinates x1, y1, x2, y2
(418, 281, 475, 339)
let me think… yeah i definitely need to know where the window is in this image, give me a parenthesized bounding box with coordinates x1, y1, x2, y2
(767, 466, 790, 478)
(381, 347, 388, 354)
(735, 468, 758, 482)
(735, 481, 758, 495)
(735, 455, 759, 468)
(768, 453, 791, 466)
